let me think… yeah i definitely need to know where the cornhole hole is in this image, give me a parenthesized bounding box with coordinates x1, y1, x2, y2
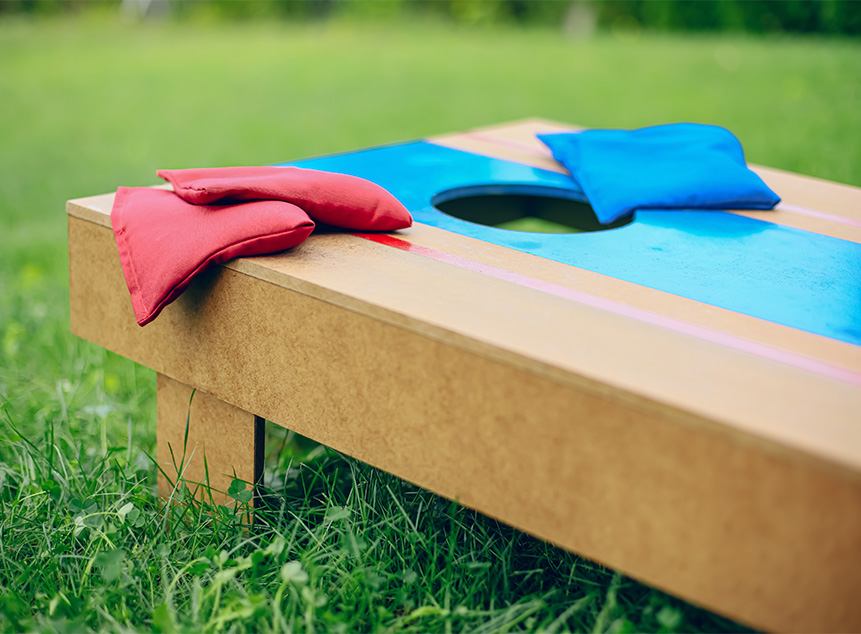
(67, 119, 861, 633)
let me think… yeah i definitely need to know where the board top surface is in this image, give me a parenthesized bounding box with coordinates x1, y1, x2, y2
(67, 119, 861, 475)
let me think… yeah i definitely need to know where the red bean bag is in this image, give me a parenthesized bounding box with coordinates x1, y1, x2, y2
(158, 166, 413, 232)
(111, 186, 315, 326)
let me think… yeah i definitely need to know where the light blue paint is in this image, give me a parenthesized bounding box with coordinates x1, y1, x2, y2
(283, 141, 861, 346)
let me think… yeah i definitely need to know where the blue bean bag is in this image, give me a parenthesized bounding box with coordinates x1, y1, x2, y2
(537, 123, 780, 225)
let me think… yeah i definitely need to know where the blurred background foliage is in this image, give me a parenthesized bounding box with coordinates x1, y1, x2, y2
(2, 0, 860, 36)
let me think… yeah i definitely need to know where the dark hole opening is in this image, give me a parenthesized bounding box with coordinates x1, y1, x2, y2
(434, 192, 631, 233)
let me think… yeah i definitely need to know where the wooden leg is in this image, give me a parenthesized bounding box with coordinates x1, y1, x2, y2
(156, 373, 264, 507)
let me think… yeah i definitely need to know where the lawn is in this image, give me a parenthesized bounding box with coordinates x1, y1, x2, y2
(1, 12, 859, 632)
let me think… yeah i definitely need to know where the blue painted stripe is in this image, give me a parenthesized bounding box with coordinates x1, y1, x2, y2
(284, 141, 861, 346)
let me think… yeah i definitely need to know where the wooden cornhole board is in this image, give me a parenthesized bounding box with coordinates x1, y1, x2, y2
(67, 119, 861, 633)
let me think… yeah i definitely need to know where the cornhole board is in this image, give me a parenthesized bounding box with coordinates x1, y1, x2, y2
(67, 119, 861, 633)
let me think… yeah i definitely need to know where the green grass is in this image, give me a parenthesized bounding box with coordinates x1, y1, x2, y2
(1, 12, 858, 632)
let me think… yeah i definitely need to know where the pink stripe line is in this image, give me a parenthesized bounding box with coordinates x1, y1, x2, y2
(776, 203, 861, 229)
(353, 232, 861, 388)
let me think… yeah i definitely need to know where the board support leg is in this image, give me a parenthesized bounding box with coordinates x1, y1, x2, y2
(156, 373, 264, 510)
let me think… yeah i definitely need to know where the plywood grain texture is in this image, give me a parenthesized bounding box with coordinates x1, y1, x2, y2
(67, 120, 861, 633)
